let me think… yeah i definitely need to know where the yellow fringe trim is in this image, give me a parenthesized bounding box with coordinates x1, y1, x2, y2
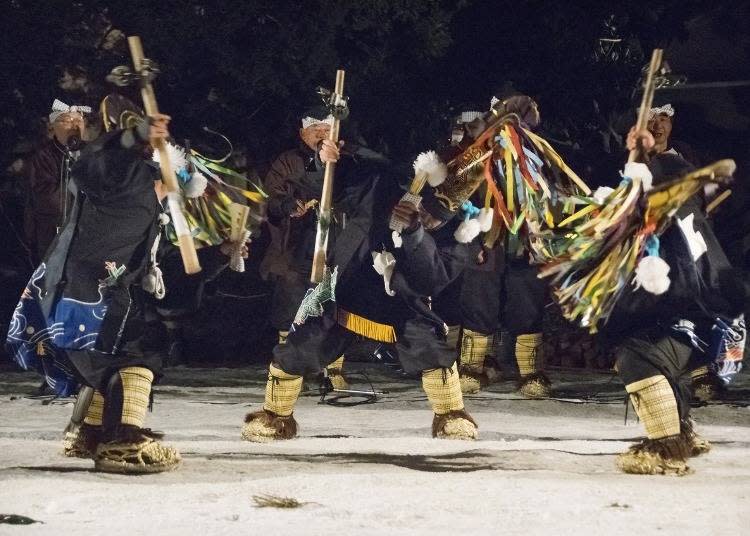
(337, 308, 397, 343)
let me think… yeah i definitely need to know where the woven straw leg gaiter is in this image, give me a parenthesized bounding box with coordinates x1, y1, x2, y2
(422, 363, 464, 414)
(263, 363, 303, 417)
(118, 367, 154, 428)
(516, 332, 544, 376)
(460, 328, 496, 370)
(626, 375, 681, 439)
(83, 390, 105, 426)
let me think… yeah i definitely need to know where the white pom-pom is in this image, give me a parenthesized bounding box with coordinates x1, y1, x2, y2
(372, 251, 397, 296)
(477, 208, 493, 232)
(392, 230, 403, 248)
(624, 162, 653, 192)
(454, 218, 481, 243)
(634, 255, 671, 295)
(704, 183, 719, 198)
(183, 171, 208, 198)
(593, 186, 615, 205)
(158, 213, 171, 226)
(153, 142, 188, 176)
(413, 150, 448, 187)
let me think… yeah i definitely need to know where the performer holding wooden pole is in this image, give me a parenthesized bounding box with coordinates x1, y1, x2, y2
(537, 49, 741, 474)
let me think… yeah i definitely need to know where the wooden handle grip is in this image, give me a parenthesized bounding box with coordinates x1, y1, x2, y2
(178, 234, 202, 274)
(310, 249, 327, 283)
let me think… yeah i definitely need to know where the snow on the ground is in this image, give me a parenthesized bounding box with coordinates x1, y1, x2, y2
(0, 365, 748, 536)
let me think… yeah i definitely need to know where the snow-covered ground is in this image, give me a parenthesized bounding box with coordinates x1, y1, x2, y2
(0, 365, 748, 535)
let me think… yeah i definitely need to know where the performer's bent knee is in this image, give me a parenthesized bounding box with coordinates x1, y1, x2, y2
(614, 348, 662, 387)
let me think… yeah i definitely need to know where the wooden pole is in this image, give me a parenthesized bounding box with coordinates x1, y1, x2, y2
(629, 49, 663, 163)
(128, 36, 201, 274)
(310, 69, 345, 283)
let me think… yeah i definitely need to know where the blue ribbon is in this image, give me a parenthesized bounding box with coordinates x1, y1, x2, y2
(645, 235, 660, 257)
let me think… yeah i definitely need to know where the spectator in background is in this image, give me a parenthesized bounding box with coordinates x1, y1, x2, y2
(25, 99, 90, 262)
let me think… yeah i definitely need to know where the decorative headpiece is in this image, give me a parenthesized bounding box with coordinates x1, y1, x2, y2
(99, 94, 144, 132)
(301, 114, 334, 129)
(456, 111, 483, 124)
(49, 99, 92, 123)
(648, 104, 674, 121)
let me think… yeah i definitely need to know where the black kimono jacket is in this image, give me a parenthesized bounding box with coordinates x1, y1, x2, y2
(277, 152, 469, 374)
(7, 126, 228, 393)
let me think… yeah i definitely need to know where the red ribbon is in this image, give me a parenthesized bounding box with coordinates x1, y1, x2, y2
(507, 126, 538, 192)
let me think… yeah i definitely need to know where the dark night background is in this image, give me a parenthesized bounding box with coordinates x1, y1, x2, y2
(0, 0, 748, 364)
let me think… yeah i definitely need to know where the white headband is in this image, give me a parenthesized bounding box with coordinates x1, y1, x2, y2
(301, 115, 334, 129)
(648, 104, 674, 121)
(457, 111, 482, 124)
(49, 99, 92, 123)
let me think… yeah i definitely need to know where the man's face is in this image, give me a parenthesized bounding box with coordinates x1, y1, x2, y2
(51, 112, 85, 145)
(299, 123, 331, 151)
(647, 113, 673, 148)
(451, 117, 487, 146)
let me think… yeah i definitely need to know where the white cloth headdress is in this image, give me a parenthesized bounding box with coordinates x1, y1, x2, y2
(648, 104, 674, 121)
(301, 115, 334, 129)
(49, 99, 92, 123)
(457, 111, 482, 124)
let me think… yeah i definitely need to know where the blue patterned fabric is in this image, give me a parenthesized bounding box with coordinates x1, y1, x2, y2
(7, 263, 109, 396)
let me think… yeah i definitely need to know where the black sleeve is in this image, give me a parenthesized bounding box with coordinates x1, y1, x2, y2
(264, 155, 298, 222)
(393, 225, 468, 296)
(71, 124, 153, 204)
(155, 242, 228, 316)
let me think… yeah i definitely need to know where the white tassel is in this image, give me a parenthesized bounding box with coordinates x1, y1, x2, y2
(477, 207, 493, 232)
(634, 255, 671, 295)
(153, 142, 188, 176)
(142, 225, 166, 300)
(593, 186, 615, 205)
(623, 162, 653, 192)
(183, 171, 208, 198)
(454, 218, 481, 243)
(413, 150, 448, 187)
(230, 230, 251, 272)
(372, 251, 396, 296)
(391, 230, 403, 248)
